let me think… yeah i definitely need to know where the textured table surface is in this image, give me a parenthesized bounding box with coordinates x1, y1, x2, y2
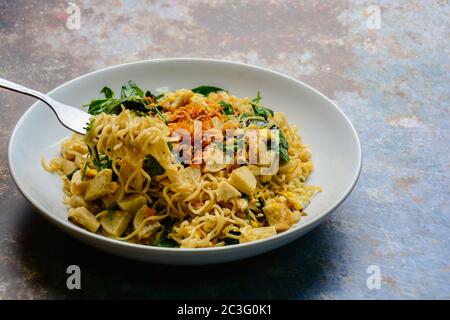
(0, 0, 449, 299)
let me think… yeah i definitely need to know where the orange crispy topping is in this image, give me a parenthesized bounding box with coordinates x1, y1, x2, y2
(168, 103, 224, 135)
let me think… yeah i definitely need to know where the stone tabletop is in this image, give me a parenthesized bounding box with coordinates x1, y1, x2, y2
(0, 0, 449, 299)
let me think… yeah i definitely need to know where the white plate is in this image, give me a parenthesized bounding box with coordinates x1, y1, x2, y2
(8, 58, 361, 265)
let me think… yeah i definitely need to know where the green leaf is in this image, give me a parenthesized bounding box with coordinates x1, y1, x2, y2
(270, 125, 290, 161)
(83, 118, 94, 133)
(81, 162, 89, 181)
(152, 237, 179, 248)
(253, 105, 274, 119)
(145, 154, 165, 176)
(224, 237, 240, 245)
(100, 86, 115, 99)
(145, 90, 154, 99)
(84, 98, 123, 115)
(279, 146, 290, 162)
(192, 85, 226, 96)
(121, 80, 145, 98)
(152, 105, 168, 124)
(93, 154, 112, 170)
(250, 91, 274, 119)
(155, 93, 165, 100)
(66, 169, 77, 180)
(224, 230, 240, 245)
(258, 197, 266, 209)
(219, 101, 234, 115)
(252, 91, 262, 105)
(107, 204, 118, 221)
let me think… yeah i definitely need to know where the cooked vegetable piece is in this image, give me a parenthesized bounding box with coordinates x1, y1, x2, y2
(117, 194, 147, 215)
(133, 206, 160, 241)
(216, 180, 242, 202)
(70, 170, 90, 196)
(239, 226, 276, 243)
(69, 207, 100, 233)
(262, 197, 294, 231)
(228, 166, 257, 195)
(84, 169, 114, 201)
(66, 195, 89, 209)
(100, 210, 131, 237)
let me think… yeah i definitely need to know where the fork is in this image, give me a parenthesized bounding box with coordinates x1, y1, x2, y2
(0, 77, 90, 134)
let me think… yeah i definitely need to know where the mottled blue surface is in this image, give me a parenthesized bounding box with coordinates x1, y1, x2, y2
(0, 0, 448, 299)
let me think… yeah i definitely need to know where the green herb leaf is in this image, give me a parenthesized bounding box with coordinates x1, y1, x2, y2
(192, 85, 226, 96)
(121, 80, 145, 98)
(152, 105, 168, 124)
(152, 237, 179, 248)
(250, 91, 274, 119)
(224, 237, 240, 245)
(155, 93, 165, 100)
(219, 101, 234, 115)
(252, 91, 262, 105)
(270, 125, 290, 162)
(253, 105, 274, 119)
(66, 170, 77, 180)
(145, 154, 165, 176)
(81, 162, 89, 181)
(84, 98, 123, 115)
(145, 90, 154, 99)
(83, 118, 94, 133)
(100, 86, 115, 99)
(93, 154, 112, 170)
(107, 204, 118, 221)
(258, 197, 266, 209)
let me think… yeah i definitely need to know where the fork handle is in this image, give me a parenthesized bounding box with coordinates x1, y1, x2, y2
(0, 77, 57, 108)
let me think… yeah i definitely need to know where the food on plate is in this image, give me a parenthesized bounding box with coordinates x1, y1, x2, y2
(42, 81, 320, 248)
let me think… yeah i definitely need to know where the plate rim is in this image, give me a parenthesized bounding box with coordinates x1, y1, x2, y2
(8, 57, 362, 253)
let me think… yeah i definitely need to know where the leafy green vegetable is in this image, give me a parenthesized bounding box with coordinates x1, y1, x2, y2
(150, 218, 179, 247)
(152, 237, 179, 248)
(84, 98, 123, 115)
(145, 90, 154, 99)
(258, 197, 266, 209)
(107, 204, 118, 221)
(145, 154, 165, 176)
(100, 86, 114, 99)
(66, 170, 77, 180)
(84, 81, 150, 115)
(249, 91, 274, 120)
(93, 154, 112, 170)
(224, 237, 240, 245)
(269, 125, 290, 162)
(224, 231, 240, 245)
(81, 162, 89, 181)
(245, 208, 253, 222)
(155, 93, 165, 100)
(83, 118, 94, 133)
(219, 101, 234, 115)
(253, 105, 274, 119)
(192, 85, 226, 96)
(247, 118, 269, 128)
(252, 91, 262, 105)
(167, 141, 174, 150)
(121, 80, 145, 98)
(152, 105, 168, 124)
